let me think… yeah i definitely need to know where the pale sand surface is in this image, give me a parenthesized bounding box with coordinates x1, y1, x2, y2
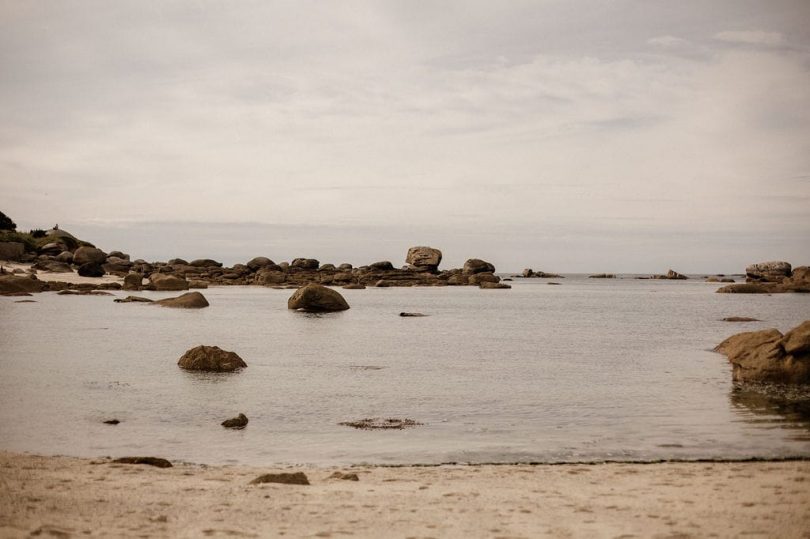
(1, 453, 809, 538)
(0, 263, 123, 286)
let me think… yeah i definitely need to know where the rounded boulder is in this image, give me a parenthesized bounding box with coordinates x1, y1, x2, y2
(178, 345, 247, 372)
(288, 283, 350, 312)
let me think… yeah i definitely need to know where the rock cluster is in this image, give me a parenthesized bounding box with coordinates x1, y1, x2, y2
(518, 268, 563, 278)
(714, 321, 810, 384)
(716, 262, 809, 294)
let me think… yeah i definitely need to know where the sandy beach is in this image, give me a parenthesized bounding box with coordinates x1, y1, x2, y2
(0, 263, 123, 287)
(1, 452, 809, 538)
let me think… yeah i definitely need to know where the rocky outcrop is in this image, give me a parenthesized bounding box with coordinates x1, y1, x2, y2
(291, 258, 319, 270)
(288, 284, 350, 312)
(746, 261, 791, 283)
(0, 242, 25, 261)
(149, 274, 189, 291)
(480, 281, 511, 289)
(369, 261, 394, 271)
(520, 268, 563, 278)
(177, 345, 247, 372)
(0, 274, 46, 295)
(714, 321, 810, 383)
(72, 247, 107, 266)
(406, 246, 442, 271)
(123, 272, 143, 291)
(155, 291, 209, 309)
(77, 262, 105, 277)
(463, 259, 495, 274)
(651, 269, 688, 280)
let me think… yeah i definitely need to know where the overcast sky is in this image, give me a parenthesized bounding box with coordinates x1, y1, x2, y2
(2, 1, 809, 272)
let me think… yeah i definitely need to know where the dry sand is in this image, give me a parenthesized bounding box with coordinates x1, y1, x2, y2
(1, 452, 809, 538)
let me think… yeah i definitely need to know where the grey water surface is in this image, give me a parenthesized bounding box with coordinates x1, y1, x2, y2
(1, 276, 809, 465)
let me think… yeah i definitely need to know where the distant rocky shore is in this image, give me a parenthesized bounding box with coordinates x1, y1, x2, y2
(0, 226, 512, 294)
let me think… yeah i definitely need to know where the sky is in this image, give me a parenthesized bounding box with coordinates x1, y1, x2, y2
(1, 1, 809, 272)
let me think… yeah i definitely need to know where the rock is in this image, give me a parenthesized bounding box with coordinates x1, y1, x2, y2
(746, 261, 792, 283)
(781, 266, 810, 292)
(246, 256, 274, 271)
(723, 317, 760, 322)
(480, 281, 511, 289)
(714, 324, 810, 384)
(654, 269, 687, 280)
(73, 247, 107, 266)
(0, 241, 25, 261)
(0, 274, 45, 294)
(374, 280, 392, 287)
(38, 242, 66, 255)
(58, 289, 113, 296)
(55, 251, 74, 263)
(155, 291, 209, 309)
(221, 413, 248, 429)
(108, 251, 130, 260)
(588, 274, 615, 278)
(114, 295, 154, 303)
(716, 283, 773, 294)
(123, 273, 144, 291)
(342, 283, 365, 289)
(463, 259, 496, 274)
(189, 258, 222, 268)
(400, 312, 428, 317)
(339, 418, 423, 430)
(167, 258, 188, 266)
(188, 280, 208, 289)
(782, 321, 810, 356)
(329, 471, 359, 481)
(149, 274, 189, 291)
(257, 271, 286, 285)
(177, 345, 247, 372)
(522, 268, 534, 277)
(103, 419, 120, 425)
(338, 263, 353, 271)
(291, 258, 319, 270)
(287, 284, 350, 312)
(446, 274, 468, 285)
(406, 246, 442, 271)
(369, 261, 394, 271)
(468, 272, 499, 285)
(77, 262, 105, 277)
(249, 472, 309, 486)
(112, 457, 172, 468)
(319, 263, 336, 271)
(32, 260, 73, 273)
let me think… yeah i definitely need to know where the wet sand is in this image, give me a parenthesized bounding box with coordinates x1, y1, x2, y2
(1, 452, 809, 538)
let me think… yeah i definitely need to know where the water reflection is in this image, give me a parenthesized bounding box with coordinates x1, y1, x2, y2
(730, 382, 810, 441)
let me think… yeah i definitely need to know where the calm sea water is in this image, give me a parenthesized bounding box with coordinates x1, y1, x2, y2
(1, 276, 809, 465)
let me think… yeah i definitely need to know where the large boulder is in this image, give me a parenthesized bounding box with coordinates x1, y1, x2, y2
(0, 274, 46, 294)
(406, 246, 442, 271)
(287, 283, 350, 312)
(781, 266, 810, 292)
(189, 258, 222, 268)
(246, 256, 274, 271)
(463, 259, 496, 274)
(177, 345, 246, 372)
(123, 272, 144, 291)
(77, 262, 105, 277)
(716, 283, 774, 294)
(149, 273, 189, 291)
(73, 247, 107, 266)
(714, 322, 810, 383)
(369, 261, 394, 271)
(155, 291, 209, 309)
(291, 258, 319, 270)
(746, 261, 791, 283)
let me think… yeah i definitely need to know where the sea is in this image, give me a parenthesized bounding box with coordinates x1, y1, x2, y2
(1, 275, 809, 466)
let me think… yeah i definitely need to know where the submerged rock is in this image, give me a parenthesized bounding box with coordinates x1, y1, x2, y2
(400, 312, 428, 317)
(339, 418, 423, 430)
(221, 413, 248, 429)
(112, 457, 172, 468)
(288, 283, 350, 312)
(723, 317, 760, 322)
(114, 295, 153, 303)
(177, 345, 247, 372)
(155, 291, 209, 309)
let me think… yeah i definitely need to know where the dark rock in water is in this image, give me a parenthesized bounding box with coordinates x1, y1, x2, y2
(221, 413, 248, 429)
(339, 418, 423, 430)
(114, 295, 154, 303)
(57, 289, 113, 296)
(77, 262, 105, 277)
(250, 472, 309, 485)
(73, 247, 107, 266)
(547, 282, 562, 285)
(463, 258, 495, 274)
(103, 419, 120, 425)
(112, 457, 172, 468)
(14, 299, 36, 302)
(406, 246, 442, 271)
(400, 312, 428, 317)
(716, 283, 773, 294)
(178, 345, 246, 372)
(155, 291, 209, 309)
(715, 321, 810, 383)
(288, 283, 350, 312)
(0, 275, 45, 295)
(723, 317, 760, 322)
(480, 281, 511, 289)
(589, 273, 615, 278)
(746, 260, 791, 283)
(329, 471, 359, 481)
(342, 283, 365, 290)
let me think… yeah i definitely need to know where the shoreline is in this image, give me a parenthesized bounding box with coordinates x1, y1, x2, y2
(2, 451, 809, 538)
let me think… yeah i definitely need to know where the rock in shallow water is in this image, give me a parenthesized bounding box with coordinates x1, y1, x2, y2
(339, 418, 423, 430)
(287, 283, 350, 312)
(221, 413, 248, 429)
(715, 321, 810, 384)
(112, 457, 172, 468)
(178, 345, 247, 372)
(155, 291, 209, 309)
